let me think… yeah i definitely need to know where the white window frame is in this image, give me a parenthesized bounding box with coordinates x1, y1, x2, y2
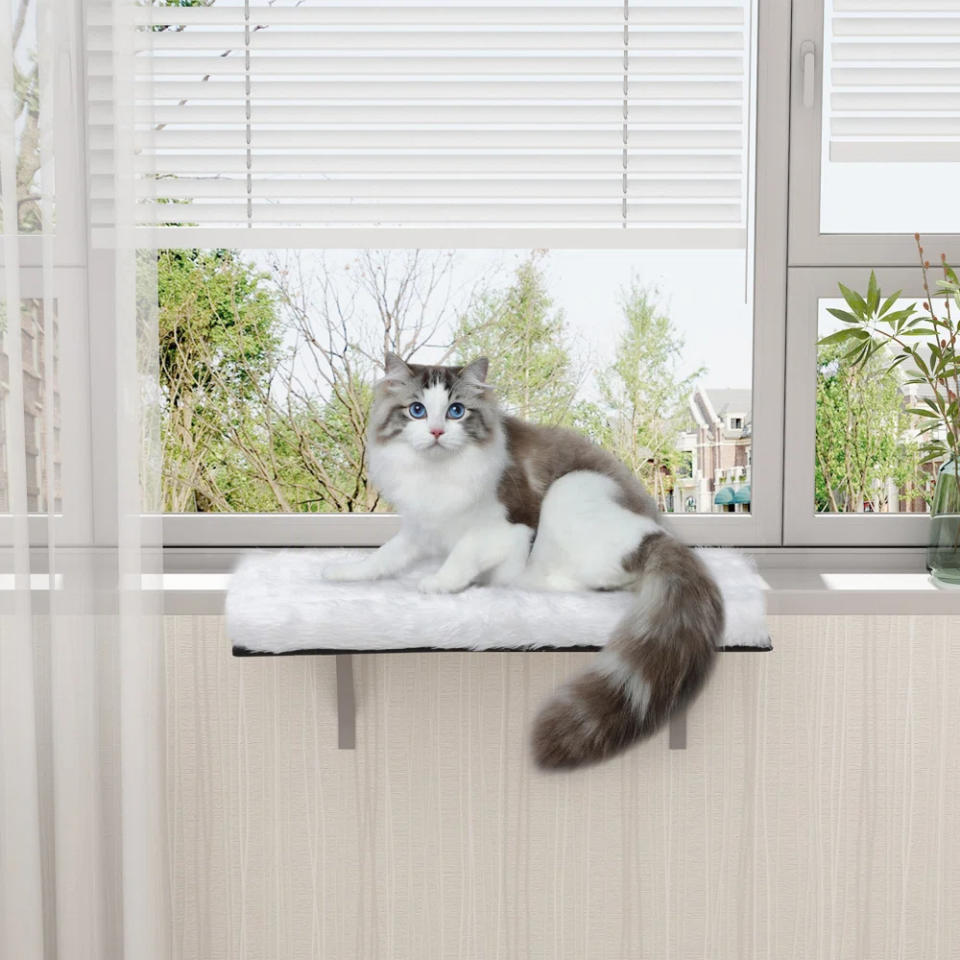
(784, 266, 944, 547)
(789, 0, 959, 267)
(144, 0, 790, 549)
(784, 0, 960, 546)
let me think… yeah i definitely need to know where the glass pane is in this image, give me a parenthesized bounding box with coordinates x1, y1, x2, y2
(159, 248, 753, 515)
(820, 0, 960, 234)
(815, 292, 955, 515)
(1, 0, 50, 234)
(0, 297, 60, 513)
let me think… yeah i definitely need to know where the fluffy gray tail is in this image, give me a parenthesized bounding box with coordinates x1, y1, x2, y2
(532, 533, 723, 770)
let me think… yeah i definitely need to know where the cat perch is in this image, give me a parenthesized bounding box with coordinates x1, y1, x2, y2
(227, 548, 771, 751)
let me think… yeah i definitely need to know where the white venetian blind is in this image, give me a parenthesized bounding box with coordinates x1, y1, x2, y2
(87, 0, 754, 247)
(829, 0, 960, 162)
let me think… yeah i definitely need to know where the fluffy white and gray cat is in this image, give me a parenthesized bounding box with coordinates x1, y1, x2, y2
(326, 354, 723, 769)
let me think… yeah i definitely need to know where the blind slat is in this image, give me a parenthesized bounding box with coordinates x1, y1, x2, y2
(91, 54, 744, 78)
(830, 140, 960, 161)
(119, 103, 742, 126)
(110, 129, 743, 151)
(834, 0, 960, 11)
(121, 153, 742, 176)
(119, 5, 745, 28)
(832, 66, 960, 85)
(99, 79, 744, 102)
(833, 42, 960, 62)
(109, 176, 740, 202)
(104, 200, 743, 227)
(833, 16, 960, 36)
(134, 29, 744, 53)
(833, 91, 960, 111)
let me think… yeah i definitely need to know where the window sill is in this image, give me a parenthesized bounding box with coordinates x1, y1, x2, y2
(156, 547, 960, 617)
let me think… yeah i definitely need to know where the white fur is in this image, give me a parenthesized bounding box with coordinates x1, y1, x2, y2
(331, 415, 531, 591)
(594, 648, 653, 717)
(226, 547, 771, 653)
(519, 471, 662, 592)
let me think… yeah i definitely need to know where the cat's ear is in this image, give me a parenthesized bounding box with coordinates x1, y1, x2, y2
(383, 351, 412, 383)
(460, 357, 490, 387)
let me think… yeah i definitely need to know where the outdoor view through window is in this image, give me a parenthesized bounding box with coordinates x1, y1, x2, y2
(816, 293, 951, 516)
(158, 248, 754, 515)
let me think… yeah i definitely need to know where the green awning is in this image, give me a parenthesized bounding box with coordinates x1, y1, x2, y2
(714, 486, 736, 505)
(733, 484, 751, 504)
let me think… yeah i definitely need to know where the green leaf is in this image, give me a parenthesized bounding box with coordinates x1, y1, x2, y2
(826, 307, 862, 325)
(866, 271, 880, 314)
(910, 350, 931, 376)
(818, 328, 866, 347)
(879, 306, 918, 325)
(838, 282, 870, 319)
(906, 408, 941, 419)
(878, 290, 901, 316)
(887, 354, 909, 371)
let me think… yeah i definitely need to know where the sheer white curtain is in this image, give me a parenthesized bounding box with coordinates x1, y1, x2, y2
(0, 1, 168, 957)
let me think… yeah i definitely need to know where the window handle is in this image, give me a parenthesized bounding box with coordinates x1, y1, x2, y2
(800, 40, 816, 109)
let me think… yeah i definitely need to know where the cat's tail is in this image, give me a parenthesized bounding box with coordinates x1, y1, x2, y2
(532, 532, 723, 770)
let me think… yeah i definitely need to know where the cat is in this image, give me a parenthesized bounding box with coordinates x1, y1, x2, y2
(325, 353, 723, 769)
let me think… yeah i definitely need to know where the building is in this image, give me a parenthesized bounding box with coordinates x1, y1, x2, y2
(0, 298, 60, 513)
(675, 386, 752, 513)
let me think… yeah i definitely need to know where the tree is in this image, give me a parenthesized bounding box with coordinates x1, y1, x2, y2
(452, 253, 594, 429)
(158, 248, 281, 511)
(157, 249, 469, 513)
(10, 0, 41, 232)
(815, 342, 927, 512)
(599, 283, 704, 511)
(267, 249, 465, 513)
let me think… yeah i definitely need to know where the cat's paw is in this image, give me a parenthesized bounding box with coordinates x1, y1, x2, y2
(323, 562, 372, 582)
(417, 573, 462, 594)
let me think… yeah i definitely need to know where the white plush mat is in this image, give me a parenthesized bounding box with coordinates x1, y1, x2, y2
(227, 548, 770, 654)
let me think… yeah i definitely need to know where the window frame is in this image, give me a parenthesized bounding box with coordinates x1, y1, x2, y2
(788, 0, 960, 268)
(783, 266, 946, 547)
(784, 0, 960, 547)
(146, 0, 789, 549)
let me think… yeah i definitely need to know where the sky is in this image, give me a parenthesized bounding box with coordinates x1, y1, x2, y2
(251, 247, 755, 404)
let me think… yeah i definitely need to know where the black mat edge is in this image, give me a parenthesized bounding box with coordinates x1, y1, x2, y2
(232, 642, 772, 657)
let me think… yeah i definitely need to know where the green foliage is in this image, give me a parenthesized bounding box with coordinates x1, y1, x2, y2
(158, 249, 283, 511)
(158, 250, 711, 515)
(453, 254, 600, 431)
(819, 244, 960, 514)
(598, 282, 703, 510)
(815, 342, 928, 512)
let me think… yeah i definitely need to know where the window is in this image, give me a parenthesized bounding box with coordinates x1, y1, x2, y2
(57, 0, 960, 552)
(94, 0, 789, 547)
(786, 0, 960, 546)
(20, 0, 959, 552)
(156, 246, 756, 522)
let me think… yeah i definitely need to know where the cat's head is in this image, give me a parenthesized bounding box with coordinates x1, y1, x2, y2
(370, 353, 497, 454)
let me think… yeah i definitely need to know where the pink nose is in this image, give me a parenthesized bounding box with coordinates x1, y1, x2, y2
(430, 428, 445, 439)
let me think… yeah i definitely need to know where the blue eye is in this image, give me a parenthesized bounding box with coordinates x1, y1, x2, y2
(447, 402, 465, 420)
(408, 402, 427, 419)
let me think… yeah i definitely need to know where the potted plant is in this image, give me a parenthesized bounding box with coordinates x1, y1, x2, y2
(818, 236, 960, 584)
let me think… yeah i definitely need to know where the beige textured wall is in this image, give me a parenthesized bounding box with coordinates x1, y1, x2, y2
(165, 616, 960, 960)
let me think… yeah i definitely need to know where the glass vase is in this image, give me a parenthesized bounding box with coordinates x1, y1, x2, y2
(927, 457, 960, 585)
